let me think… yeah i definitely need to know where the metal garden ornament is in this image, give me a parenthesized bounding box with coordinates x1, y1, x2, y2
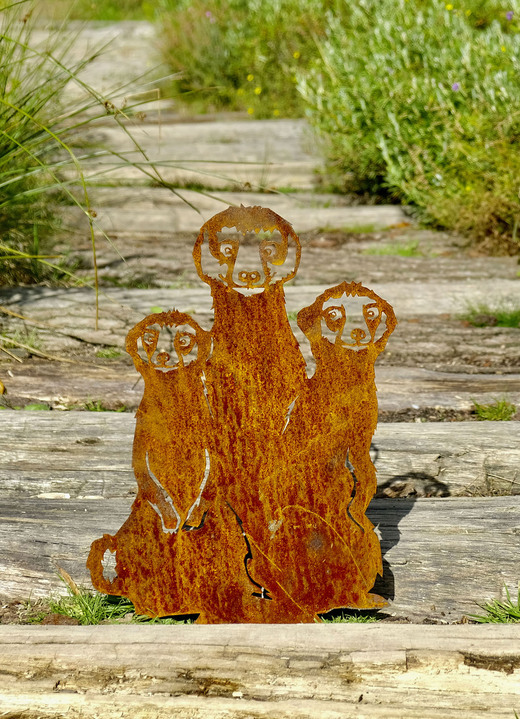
(88, 205, 397, 623)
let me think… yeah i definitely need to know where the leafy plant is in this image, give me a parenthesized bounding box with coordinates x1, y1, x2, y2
(470, 584, 520, 623)
(298, 0, 520, 252)
(473, 397, 517, 421)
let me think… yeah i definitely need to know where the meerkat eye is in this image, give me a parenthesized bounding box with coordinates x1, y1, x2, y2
(325, 307, 344, 322)
(176, 331, 196, 355)
(260, 239, 285, 265)
(262, 243, 277, 257)
(142, 329, 159, 349)
(364, 305, 381, 322)
(322, 305, 345, 332)
(219, 242, 236, 259)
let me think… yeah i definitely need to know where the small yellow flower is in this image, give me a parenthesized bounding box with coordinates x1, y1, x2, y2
(501, 45, 506, 52)
(237, 88, 245, 96)
(247, 107, 254, 115)
(293, 50, 300, 59)
(465, 184, 472, 192)
(247, 74, 254, 82)
(465, 9, 471, 15)
(254, 86, 262, 95)
(445, 3, 453, 9)
(273, 109, 280, 116)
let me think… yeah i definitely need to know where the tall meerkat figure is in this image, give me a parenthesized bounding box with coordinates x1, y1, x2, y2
(193, 206, 307, 521)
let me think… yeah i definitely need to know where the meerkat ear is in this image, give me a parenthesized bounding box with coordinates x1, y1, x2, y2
(273, 232, 300, 284)
(297, 302, 321, 343)
(283, 235, 299, 277)
(194, 231, 223, 284)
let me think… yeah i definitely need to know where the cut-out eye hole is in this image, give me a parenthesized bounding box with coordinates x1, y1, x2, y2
(175, 331, 196, 356)
(219, 240, 238, 262)
(260, 240, 285, 265)
(364, 306, 380, 321)
(322, 305, 346, 332)
(142, 329, 159, 353)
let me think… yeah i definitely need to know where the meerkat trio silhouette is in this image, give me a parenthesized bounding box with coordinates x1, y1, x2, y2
(88, 205, 397, 623)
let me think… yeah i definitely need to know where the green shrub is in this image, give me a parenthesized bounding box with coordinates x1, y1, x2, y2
(298, 0, 520, 252)
(158, 0, 347, 117)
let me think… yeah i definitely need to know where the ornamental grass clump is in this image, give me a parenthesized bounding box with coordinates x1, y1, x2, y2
(0, 0, 177, 307)
(297, 0, 520, 253)
(0, 1, 75, 284)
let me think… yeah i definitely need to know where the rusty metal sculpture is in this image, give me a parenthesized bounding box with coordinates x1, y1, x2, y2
(88, 205, 397, 623)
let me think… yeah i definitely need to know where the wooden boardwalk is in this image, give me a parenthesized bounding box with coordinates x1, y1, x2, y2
(1, 411, 519, 623)
(1, 19, 519, 718)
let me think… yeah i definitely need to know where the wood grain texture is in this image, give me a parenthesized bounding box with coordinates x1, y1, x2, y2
(1, 414, 519, 619)
(1, 494, 519, 622)
(3, 281, 520, 320)
(2, 362, 520, 412)
(0, 624, 519, 718)
(0, 412, 518, 499)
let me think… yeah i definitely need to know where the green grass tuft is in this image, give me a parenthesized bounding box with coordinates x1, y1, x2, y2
(473, 397, 517, 421)
(363, 240, 421, 257)
(320, 609, 380, 623)
(462, 303, 520, 328)
(49, 586, 193, 625)
(1, 328, 42, 352)
(470, 585, 520, 623)
(84, 400, 127, 412)
(95, 347, 122, 359)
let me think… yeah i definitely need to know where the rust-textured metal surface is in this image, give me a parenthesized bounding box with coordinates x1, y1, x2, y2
(87, 205, 397, 623)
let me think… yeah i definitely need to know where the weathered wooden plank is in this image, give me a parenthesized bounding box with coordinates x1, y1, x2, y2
(0, 494, 518, 622)
(0, 625, 519, 718)
(2, 282, 519, 321)
(0, 412, 518, 498)
(2, 362, 520, 413)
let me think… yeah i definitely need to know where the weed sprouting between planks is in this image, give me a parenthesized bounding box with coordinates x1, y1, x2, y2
(472, 397, 517, 421)
(461, 303, 520, 328)
(470, 585, 520, 623)
(48, 586, 193, 624)
(363, 240, 422, 257)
